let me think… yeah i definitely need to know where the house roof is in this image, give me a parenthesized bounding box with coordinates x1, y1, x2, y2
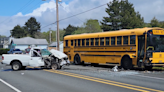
(49, 41, 63, 47)
(12, 37, 48, 45)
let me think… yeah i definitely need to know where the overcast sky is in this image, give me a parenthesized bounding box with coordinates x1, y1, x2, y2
(0, 0, 164, 36)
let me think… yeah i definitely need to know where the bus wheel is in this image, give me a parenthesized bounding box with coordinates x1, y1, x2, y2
(122, 56, 133, 70)
(74, 55, 81, 65)
(144, 66, 153, 71)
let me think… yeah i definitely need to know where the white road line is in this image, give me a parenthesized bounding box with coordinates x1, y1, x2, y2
(134, 74, 164, 81)
(0, 78, 21, 92)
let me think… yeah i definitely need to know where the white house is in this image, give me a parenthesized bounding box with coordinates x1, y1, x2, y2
(8, 37, 48, 50)
(0, 37, 10, 48)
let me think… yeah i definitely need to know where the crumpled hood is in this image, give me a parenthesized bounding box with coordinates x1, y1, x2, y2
(49, 49, 68, 59)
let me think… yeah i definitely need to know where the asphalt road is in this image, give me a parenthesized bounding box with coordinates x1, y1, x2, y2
(0, 63, 164, 92)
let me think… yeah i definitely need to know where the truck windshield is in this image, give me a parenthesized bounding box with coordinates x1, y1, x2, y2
(41, 49, 51, 56)
(152, 35, 164, 51)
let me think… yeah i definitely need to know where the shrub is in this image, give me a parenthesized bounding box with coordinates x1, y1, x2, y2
(0, 48, 10, 55)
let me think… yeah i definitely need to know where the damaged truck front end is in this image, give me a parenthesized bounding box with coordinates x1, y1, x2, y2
(41, 49, 70, 70)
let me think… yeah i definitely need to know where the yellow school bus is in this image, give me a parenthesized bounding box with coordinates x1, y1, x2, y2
(64, 27, 164, 70)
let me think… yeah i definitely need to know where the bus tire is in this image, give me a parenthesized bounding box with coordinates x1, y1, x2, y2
(74, 54, 81, 65)
(121, 56, 133, 70)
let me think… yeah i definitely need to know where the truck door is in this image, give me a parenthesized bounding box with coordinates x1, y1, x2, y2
(29, 50, 44, 67)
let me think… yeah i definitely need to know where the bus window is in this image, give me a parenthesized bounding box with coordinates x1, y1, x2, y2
(100, 38, 104, 46)
(117, 36, 122, 45)
(111, 37, 115, 45)
(106, 37, 109, 46)
(78, 39, 81, 46)
(75, 40, 77, 46)
(123, 36, 128, 45)
(95, 38, 99, 46)
(82, 39, 85, 46)
(71, 40, 73, 46)
(91, 38, 94, 46)
(130, 35, 136, 44)
(66, 40, 68, 47)
(86, 39, 89, 46)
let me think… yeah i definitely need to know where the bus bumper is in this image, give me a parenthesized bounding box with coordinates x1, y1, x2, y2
(152, 63, 164, 67)
(148, 58, 164, 66)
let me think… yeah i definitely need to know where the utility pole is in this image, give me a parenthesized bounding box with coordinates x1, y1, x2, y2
(56, 0, 60, 51)
(49, 28, 51, 43)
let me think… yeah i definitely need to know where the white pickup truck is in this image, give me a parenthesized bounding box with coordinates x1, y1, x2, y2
(1, 47, 70, 71)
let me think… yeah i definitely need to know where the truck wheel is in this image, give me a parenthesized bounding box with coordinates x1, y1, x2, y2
(12, 61, 22, 71)
(121, 56, 133, 70)
(51, 63, 58, 70)
(74, 55, 81, 65)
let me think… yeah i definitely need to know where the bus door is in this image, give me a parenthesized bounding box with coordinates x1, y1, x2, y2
(137, 35, 145, 67)
(69, 40, 74, 61)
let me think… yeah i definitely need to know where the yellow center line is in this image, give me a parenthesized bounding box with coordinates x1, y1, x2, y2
(49, 70, 163, 92)
(44, 70, 149, 92)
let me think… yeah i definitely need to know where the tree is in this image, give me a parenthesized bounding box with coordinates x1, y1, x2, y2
(24, 17, 41, 38)
(63, 24, 78, 37)
(73, 19, 102, 34)
(10, 25, 27, 38)
(41, 29, 65, 43)
(85, 19, 102, 33)
(160, 21, 164, 28)
(101, 0, 144, 31)
(34, 32, 46, 39)
(150, 17, 160, 27)
(101, 0, 121, 31)
(120, 0, 144, 29)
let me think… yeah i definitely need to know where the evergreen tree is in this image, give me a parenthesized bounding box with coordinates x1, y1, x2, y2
(150, 17, 160, 27)
(10, 25, 27, 38)
(63, 24, 78, 37)
(101, 0, 121, 31)
(24, 17, 41, 38)
(101, 0, 144, 31)
(160, 22, 164, 28)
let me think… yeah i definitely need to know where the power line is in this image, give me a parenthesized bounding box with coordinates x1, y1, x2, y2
(59, 3, 84, 23)
(41, 3, 107, 29)
(41, 22, 57, 29)
(23, 0, 43, 15)
(0, 0, 35, 24)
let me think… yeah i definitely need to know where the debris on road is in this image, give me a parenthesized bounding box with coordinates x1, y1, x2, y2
(112, 65, 118, 72)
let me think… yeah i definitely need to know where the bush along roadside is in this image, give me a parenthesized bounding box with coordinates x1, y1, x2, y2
(0, 48, 9, 55)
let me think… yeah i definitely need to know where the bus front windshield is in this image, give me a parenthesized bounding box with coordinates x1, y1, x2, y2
(152, 35, 164, 51)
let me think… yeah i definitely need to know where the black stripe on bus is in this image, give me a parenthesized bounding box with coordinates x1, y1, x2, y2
(106, 62, 119, 64)
(75, 51, 136, 52)
(74, 45, 136, 48)
(81, 54, 121, 57)
(64, 45, 136, 48)
(64, 47, 70, 48)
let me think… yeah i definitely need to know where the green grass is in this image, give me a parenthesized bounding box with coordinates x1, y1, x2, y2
(153, 67, 164, 70)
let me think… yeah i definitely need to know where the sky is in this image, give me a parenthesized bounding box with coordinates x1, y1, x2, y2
(0, 0, 164, 36)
